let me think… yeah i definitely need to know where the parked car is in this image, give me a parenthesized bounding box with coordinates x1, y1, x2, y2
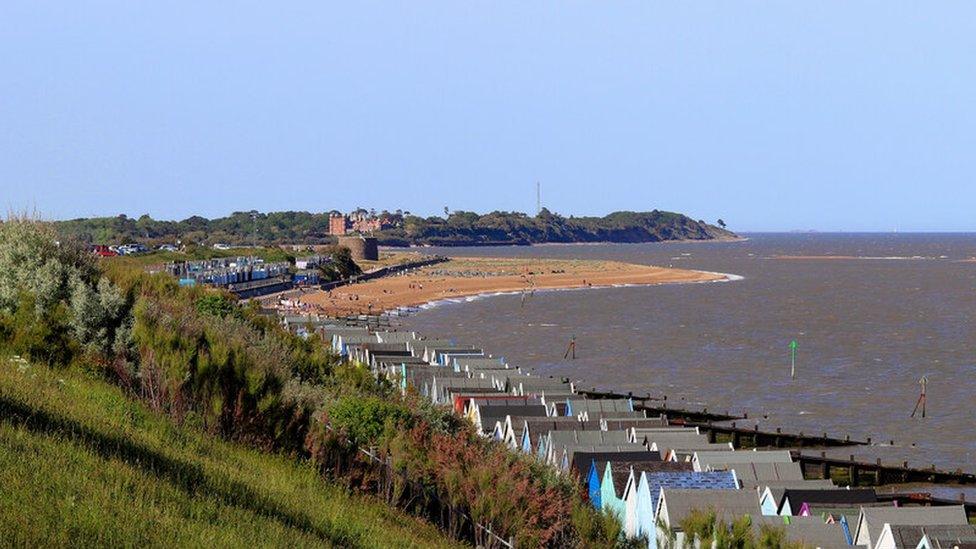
(90, 244, 118, 257)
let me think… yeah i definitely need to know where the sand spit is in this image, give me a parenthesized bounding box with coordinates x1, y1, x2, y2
(300, 257, 730, 316)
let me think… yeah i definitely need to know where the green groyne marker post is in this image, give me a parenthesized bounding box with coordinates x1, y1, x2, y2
(789, 339, 798, 380)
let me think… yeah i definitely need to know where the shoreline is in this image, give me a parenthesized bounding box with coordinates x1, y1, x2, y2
(409, 269, 743, 313)
(298, 256, 738, 317)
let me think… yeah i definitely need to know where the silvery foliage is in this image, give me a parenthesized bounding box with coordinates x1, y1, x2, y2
(69, 274, 132, 354)
(0, 220, 75, 315)
(0, 219, 133, 354)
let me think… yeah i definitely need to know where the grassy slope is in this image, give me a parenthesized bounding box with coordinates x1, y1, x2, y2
(0, 356, 461, 548)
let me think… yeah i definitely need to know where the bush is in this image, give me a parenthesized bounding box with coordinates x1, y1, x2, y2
(194, 293, 239, 319)
(326, 395, 411, 447)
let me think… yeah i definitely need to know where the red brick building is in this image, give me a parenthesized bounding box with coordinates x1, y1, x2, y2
(328, 213, 347, 236)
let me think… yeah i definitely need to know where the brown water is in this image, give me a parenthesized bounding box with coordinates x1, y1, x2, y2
(401, 234, 976, 471)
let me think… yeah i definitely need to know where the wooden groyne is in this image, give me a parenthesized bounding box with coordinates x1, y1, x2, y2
(877, 492, 976, 519)
(578, 388, 865, 448)
(792, 450, 976, 487)
(692, 421, 864, 449)
(577, 388, 741, 422)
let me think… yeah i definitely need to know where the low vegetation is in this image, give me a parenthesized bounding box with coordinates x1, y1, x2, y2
(0, 217, 627, 547)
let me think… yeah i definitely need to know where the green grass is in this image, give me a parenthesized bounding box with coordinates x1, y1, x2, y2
(0, 356, 462, 548)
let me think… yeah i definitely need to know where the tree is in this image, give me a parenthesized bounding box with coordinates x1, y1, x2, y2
(717, 219, 727, 228)
(443, 206, 450, 218)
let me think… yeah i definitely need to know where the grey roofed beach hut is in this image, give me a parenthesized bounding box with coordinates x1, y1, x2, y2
(569, 451, 665, 480)
(900, 524, 976, 549)
(554, 443, 649, 471)
(429, 376, 498, 404)
(422, 345, 480, 364)
(333, 333, 380, 354)
(693, 450, 793, 471)
(472, 404, 547, 435)
(636, 430, 708, 451)
(455, 357, 509, 372)
(602, 417, 671, 431)
(665, 443, 736, 462)
(468, 367, 519, 381)
(565, 398, 632, 417)
(509, 416, 586, 452)
(852, 506, 969, 548)
(432, 349, 485, 366)
(465, 396, 540, 414)
(544, 430, 632, 465)
(406, 338, 452, 353)
(655, 489, 760, 548)
(374, 355, 428, 377)
(748, 516, 849, 549)
(373, 331, 418, 344)
(754, 479, 840, 514)
(722, 462, 805, 483)
(778, 487, 876, 517)
(489, 372, 529, 392)
(496, 412, 550, 444)
(515, 377, 574, 396)
(320, 329, 371, 349)
(579, 410, 647, 421)
(352, 342, 409, 365)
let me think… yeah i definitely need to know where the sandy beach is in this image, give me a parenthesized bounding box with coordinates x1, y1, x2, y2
(299, 256, 726, 316)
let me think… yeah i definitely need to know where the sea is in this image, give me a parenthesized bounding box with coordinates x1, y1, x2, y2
(399, 233, 976, 473)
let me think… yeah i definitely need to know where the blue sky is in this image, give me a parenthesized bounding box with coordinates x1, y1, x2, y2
(2, 2, 975, 231)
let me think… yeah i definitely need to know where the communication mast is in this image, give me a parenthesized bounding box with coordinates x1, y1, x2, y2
(536, 181, 541, 215)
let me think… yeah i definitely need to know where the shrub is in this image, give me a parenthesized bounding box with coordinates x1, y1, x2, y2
(326, 395, 411, 447)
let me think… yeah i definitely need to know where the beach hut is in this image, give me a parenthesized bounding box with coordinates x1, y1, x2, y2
(333, 333, 379, 356)
(543, 430, 631, 465)
(514, 417, 587, 455)
(755, 480, 838, 516)
(515, 377, 574, 397)
(665, 443, 737, 463)
(432, 349, 485, 366)
(636, 430, 708, 454)
(628, 470, 738, 545)
(852, 506, 969, 548)
(570, 451, 665, 485)
(581, 410, 648, 421)
(911, 525, 976, 549)
(566, 398, 633, 418)
(778, 487, 876, 517)
(471, 404, 547, 435)
(693, 450, 803, 483)
(602, 417, 670, 431)
(454, 357, 509, 373)
(429, 377, 498, 405)
(555, 443, 647, 472)
(748, 516, 849, 549)
(601, 463, 636, 521)
(654, 489, 759, 549)
(374, 331, 418, 344)
(798, 501, 896, 544)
